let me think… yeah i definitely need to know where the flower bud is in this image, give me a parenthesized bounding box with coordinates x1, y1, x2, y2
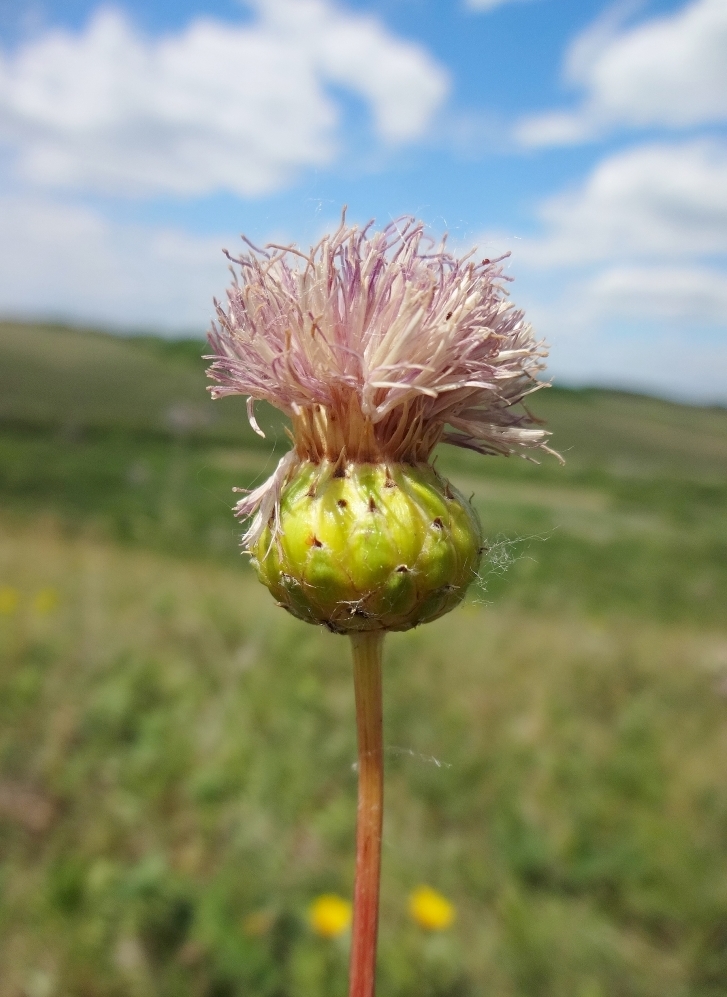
(251, 461, 482, 633)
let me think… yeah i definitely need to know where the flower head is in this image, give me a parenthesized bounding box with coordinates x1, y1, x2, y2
(408, 885, 455, 931)
(308, 894, 352, 938)
(206, 215, 557, 549)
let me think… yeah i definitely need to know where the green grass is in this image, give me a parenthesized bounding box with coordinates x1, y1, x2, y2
(3, 520, 727, 997)
(1, 319, 727, 996)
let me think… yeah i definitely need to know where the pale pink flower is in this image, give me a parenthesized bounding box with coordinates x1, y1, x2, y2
(206, 215, 558, 546)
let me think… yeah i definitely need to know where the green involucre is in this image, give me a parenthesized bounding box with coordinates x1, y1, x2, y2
(251, 462, 483, 633)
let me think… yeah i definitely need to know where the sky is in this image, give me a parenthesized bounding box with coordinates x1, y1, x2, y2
(0, 0, 725, 401)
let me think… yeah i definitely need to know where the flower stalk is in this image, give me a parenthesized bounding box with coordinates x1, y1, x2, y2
(349, 631, 385, 997)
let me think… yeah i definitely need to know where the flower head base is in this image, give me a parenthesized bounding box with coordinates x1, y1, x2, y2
(207, 215, 557, 551)
(254, 461, 482, 634)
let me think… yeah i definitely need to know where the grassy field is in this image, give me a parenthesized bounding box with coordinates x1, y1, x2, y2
(1, 320, 727, 996)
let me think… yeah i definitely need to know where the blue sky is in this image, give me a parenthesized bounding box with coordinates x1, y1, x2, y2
(0, 0, 725, 400)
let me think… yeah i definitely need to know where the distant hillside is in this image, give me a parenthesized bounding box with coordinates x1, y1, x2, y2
(0, 320, 264, 447)
(2, 319, 726, 480)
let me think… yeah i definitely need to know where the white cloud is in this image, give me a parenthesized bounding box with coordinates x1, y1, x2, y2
(545, 317, 727, 402)
(0, 0, 449, 197)
(0, 194, 233, 330)
(516, 0, 727, 146)
(507, 264, 727, 401)
(474, 138, 727, 398)
(518, 140, 727, 266)
(584, 264, 727, 323)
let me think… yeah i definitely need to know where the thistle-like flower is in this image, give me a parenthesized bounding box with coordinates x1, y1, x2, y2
(207, 215, 555, 634)
(205, 214, 556, 997)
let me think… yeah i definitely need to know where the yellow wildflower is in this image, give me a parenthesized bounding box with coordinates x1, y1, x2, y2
(0, 586, 19, 615)
(409, 886, 455, 931)
(33, 588, 59, 614)
(308, 894, 352, 938)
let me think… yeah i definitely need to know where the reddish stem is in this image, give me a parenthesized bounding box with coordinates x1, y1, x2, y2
(348, 631, 385, 997)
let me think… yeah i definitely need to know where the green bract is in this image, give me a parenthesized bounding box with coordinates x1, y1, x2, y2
(251, 462, 483, 633)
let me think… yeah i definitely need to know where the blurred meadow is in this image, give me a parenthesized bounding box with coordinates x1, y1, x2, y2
(2, 319, 727, 997)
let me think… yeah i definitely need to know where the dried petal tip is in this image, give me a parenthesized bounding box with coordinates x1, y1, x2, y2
(207, 215, 560, 548)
